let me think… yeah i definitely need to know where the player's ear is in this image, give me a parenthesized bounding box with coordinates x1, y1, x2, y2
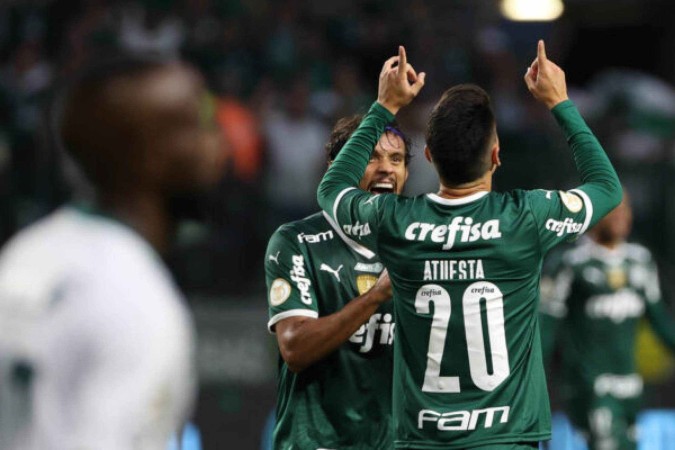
(493, 146, 501, 166)
(491, 132, 501, 169)
(424, 146, 433, 163)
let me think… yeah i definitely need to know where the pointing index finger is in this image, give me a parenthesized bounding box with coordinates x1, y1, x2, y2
(397, 46, 407, 78)
(537, 39, 547, 63)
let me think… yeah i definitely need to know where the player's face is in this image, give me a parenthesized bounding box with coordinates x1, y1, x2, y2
(359, 130, 408, 195)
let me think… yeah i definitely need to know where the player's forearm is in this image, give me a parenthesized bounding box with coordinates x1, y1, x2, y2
(317, 102, 394, 215)
(646, 301, 675, 352)
(278, 290, 387, 373)
(551, 100, 622, 219)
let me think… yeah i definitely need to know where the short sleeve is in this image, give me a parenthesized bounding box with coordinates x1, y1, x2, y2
(265, 227, 319, 332)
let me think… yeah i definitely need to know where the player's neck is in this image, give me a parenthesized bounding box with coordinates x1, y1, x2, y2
(96, 191, 173, 253)
(593, 238, 622, 250)
(437, 173, 492, 199)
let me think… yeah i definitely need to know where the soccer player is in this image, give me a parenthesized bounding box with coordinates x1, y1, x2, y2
(316, 42, 622, 449)
(265, 115, 410, 449)
(539, 192, 675, 450)
(0, 55, 225, 449)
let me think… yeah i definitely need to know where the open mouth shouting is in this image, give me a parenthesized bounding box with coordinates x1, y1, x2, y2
(369, 180, 396, 194)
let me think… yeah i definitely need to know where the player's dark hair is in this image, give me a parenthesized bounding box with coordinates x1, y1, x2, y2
(56, 52, 175, 187)
(325, 114, 412, 165)
(426, 84, 496, 185)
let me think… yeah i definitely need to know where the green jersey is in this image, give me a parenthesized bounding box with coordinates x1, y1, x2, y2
(539, 238, 675, 441)
(317, 101, 622, 448)
(265, 211, 394, 449)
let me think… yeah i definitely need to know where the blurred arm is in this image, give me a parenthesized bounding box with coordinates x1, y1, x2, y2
(645, 299, 675, 353)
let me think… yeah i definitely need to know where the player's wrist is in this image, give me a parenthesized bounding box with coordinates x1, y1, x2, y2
(546, 96, 569, 110)
(376, 99, 400, 115)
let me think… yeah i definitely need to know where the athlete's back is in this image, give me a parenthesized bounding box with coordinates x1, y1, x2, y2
(371, 188, 591, 447)
(0, 207, 195, 450)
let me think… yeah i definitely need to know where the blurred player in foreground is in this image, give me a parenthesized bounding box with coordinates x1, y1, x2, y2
(540, 192, 675, 450)
(317, 42, 621, 448)
(265, 115, 409, 448)
(0, 55, 225, 449)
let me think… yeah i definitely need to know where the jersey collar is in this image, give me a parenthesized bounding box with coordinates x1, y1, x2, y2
(426, 191, 488, 206)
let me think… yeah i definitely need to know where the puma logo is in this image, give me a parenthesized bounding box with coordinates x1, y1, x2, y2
(268, 251, 280, 265)
(320, 263, 344, 282)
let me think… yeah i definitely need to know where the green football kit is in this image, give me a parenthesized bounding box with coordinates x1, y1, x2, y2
(266, 211, 395, 449)
(317, 100, 622, 449)
(540, 238, 675, 449)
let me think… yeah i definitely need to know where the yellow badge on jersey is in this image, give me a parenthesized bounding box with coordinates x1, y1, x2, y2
(559, 191, 583, 213)
(558, 191, 584, 213)
(606, 267, 627, 290)
(270, 278, 292, 306)
(356, 275, 378, 295)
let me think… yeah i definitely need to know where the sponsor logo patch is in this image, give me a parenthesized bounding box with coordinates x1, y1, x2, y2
(585, 289, 644, 323)
(342, 221, 371, 238)
(269, 278, 291, 306)
(418, 406, 510, 431)
(268, 251, 280, 265)
(559, 191, 583, 213)
(354, 262, 384, 273)
(297, 230, 333, 244)
(290, 255, 313, 305)
(356, 274, 378, 295)
(545, 218, 583, 236)
(320, 263, 343, 282)
(607, 267, 627, 290)
(349, 312, 395, 352)
(404, 217, 502, 250)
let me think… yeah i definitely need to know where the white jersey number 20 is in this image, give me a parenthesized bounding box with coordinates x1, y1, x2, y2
(415, 282, 510, 393)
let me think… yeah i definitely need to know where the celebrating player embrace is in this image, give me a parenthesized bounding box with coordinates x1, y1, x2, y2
(317, 43, 622, 448)
(266, 115, 411, 449)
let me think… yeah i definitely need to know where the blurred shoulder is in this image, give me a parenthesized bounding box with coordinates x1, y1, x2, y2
(624, 242, 653, 264)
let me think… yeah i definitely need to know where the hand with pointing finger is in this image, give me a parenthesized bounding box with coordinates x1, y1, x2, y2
(377, 46, 426, 115)
(524, 40, 568, 110)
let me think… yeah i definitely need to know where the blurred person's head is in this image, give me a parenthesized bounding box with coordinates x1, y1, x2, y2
(58, 54, 225, 248)
(286, 76, 311, 119)
(333, 61, 362, 96)
(424, 84, 499, 187)
(589, 190, 632, 248)
(325, 115, 410, 195)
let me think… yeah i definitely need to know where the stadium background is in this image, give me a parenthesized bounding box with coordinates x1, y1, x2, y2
(0, 0, 673, 448)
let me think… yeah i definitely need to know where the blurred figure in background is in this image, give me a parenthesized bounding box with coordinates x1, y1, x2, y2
(264, 116, 410, 449)
(540, 191, 675, 450)
(262, 75, 328, 225)
(0, 54, 224, 449)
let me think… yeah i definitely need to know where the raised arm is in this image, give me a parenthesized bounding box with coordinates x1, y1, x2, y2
(317, 47, 425, 222)
(525, 40, 622, 227)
